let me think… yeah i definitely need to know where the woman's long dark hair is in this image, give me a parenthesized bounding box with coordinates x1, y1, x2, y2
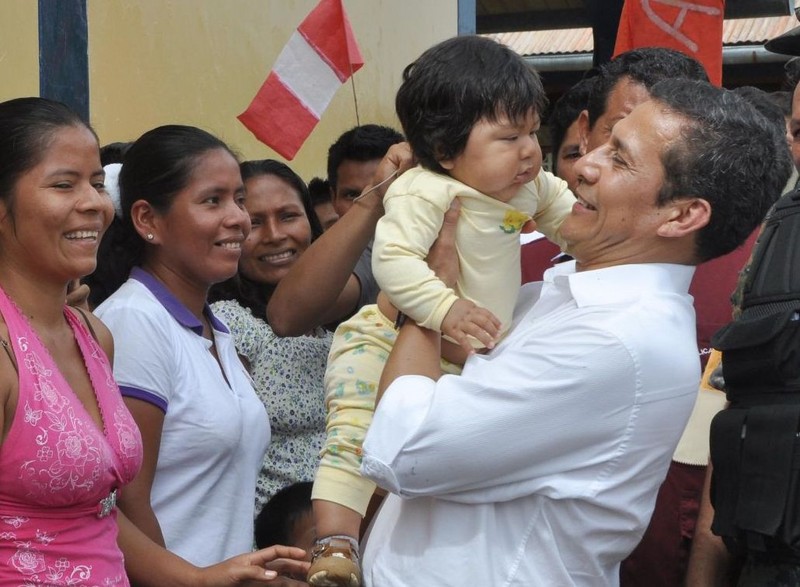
(209, 160, 322, 322)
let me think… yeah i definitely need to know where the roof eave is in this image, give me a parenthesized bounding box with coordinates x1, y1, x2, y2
(524, 44, 789, 72)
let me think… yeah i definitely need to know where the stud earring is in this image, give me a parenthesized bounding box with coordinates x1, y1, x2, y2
(146, 233, 154, 241)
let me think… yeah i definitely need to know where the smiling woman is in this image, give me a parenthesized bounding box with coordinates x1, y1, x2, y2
(0, 96, 135, 586)
(93, 126, 267, 567)
(209, 160, 331, 516)
(15, 126, 110, 280)
(236, 160, 322, 292)
(90, 128, 307, 578)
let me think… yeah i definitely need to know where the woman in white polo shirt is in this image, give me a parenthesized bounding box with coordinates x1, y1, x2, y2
(94, 125, 270, 567)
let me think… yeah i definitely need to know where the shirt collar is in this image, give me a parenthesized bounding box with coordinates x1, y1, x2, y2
(544, 261, 695, 308)
(130, 267, 229, 335)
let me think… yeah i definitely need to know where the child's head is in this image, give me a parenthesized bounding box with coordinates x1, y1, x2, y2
(255, 482, 315, 560)
(396, 35, 547, 200)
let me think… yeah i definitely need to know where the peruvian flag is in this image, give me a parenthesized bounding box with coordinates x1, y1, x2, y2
(613, 0, 725, 86)
(238, 0, 364, 160)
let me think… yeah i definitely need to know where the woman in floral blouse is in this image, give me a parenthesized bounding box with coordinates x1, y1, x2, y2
(211, 160, 331, 513)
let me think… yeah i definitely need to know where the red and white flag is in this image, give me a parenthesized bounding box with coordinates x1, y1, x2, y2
(614, 0, 725, 86)
(238, 0, 364, 160)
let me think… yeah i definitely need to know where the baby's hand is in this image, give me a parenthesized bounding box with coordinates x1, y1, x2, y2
(441, 299, 501, 355)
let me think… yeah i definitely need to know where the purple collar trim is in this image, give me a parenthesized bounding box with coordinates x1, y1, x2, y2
(129, 267, 228, 335)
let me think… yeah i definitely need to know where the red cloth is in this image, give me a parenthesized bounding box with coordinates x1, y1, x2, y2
(520, 238, 563, 284)
(238, 0, 364, 159)
(619, 462, 706, 587)
(614, 0, 725, 86)
(689, 230, 756, 371)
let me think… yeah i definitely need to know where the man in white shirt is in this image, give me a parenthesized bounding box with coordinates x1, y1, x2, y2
(360, 79, 793, 586)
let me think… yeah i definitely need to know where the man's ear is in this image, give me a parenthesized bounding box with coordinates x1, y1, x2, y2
(577, 109, 591, 156)
(130, 200, 160, 244)
(656, 198, 711, 239)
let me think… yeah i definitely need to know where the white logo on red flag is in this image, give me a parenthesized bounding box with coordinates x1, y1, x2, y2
(642, 0, 722, 52)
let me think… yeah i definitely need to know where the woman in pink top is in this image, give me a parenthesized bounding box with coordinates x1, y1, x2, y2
(0, 97, 308, 586)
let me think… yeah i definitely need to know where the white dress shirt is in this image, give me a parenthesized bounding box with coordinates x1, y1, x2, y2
(361, 261, 699, 586)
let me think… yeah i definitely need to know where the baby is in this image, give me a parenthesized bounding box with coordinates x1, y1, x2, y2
(307, 35, 575, 587)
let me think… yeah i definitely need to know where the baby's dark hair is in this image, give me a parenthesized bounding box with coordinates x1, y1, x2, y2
(396, 35, 547, 173)
(255, 482, 313, 549)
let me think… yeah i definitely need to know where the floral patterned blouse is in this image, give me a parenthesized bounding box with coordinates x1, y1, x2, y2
(211, 300, 332, 513)
(0, 286, 142, 586)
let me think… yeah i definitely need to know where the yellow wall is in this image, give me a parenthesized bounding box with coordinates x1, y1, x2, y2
(88, 0, 458, 180)
(0, 0, 39, 101)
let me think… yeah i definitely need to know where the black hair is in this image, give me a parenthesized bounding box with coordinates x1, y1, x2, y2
(326, 125, 403, 190)
(308, 177, 331, 205)
(89, 125, 237, 306)
(765, 90, 792, 119)
(785, 57, 800, 91)
(650, 79, 792, 262)
(396, 35, 547, 173)
(209, 160, 322, 319)
(99, 141, 133, 166)
(587, 47, 709, 128)
(254, 482, 313, 549)
(0, 97, 95, 220)
(547, 76, 596, 174)
(732, 87, 789, 133)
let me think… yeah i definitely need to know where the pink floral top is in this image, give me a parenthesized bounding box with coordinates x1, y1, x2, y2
(0, 287, 143, 586)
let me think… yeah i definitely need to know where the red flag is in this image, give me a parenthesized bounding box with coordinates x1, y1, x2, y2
(613, 0, 725, 86)
(238, 0, 364, 160)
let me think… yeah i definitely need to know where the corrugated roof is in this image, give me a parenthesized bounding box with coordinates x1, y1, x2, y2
(724, 14, 797, 44)
(487, 15, 798, 56)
